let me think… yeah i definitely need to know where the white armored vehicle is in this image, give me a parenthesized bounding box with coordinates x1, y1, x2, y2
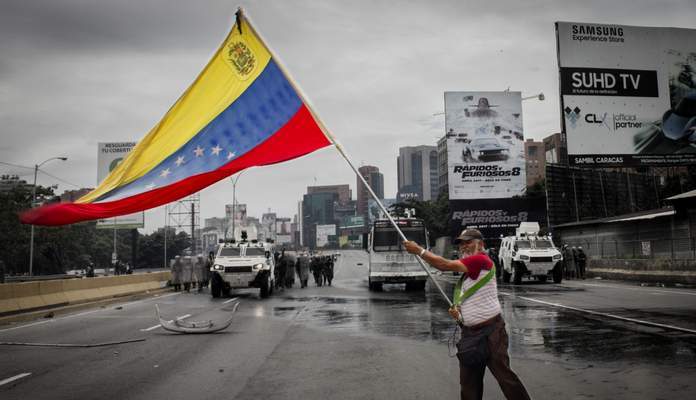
(210, 235, 275, 298)
(498, 222, 563, 284)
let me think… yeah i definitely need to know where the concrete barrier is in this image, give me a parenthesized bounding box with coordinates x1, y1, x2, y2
(0, 271, 171, 316)
(588, 259, 696, 285)
(0, 284, 20, 316)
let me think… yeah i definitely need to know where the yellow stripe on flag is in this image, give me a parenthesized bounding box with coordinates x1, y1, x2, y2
(79, 19, 271, 203)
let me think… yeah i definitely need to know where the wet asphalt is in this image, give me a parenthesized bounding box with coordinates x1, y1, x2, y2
(1, 249, 695, 399)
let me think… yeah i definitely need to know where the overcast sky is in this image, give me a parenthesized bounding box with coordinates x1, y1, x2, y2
(2, 0, 695, 232)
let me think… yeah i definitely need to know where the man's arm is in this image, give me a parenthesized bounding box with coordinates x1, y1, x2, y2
(403, 241, 467, 274)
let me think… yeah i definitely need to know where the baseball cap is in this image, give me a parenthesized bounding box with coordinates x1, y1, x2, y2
(454, 228, 483, 244)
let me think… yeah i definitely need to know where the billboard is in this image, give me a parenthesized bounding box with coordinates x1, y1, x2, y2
(556, 22, 696, 166)
(445, 92, 526, 199)
(96, 142, 144, 229)
(449, 198, 547, 240)
(316, 224, 336, 248)
(367, 198, 396, 226)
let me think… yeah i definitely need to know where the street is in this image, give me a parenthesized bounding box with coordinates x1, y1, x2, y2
(1, 250, 695, 400)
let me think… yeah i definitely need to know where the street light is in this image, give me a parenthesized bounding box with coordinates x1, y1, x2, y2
(29, 156, 68, 276)
(522, 92, 545, 102)
(225, 171, 245, 241)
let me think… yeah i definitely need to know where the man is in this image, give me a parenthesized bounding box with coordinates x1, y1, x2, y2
(323, 255, 334, 286)
(311, 255, 323, 287)
(274, 250, 286, 289)
(181, 256, 193, 292)
(562, 244, 574, 280)
(296, 252, 310, 288)
(404, 229, 531, 400)
(194, 254, 208, 293)
(576, 246, 587, 280)
(282, 252, 297, 288)
(171, 256, 183, 291)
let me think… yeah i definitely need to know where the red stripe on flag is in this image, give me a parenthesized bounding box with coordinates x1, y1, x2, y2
(20, 105, 331, 226)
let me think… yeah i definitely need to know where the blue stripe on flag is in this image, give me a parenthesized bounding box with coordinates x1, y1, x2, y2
(96, 60, 301, 202)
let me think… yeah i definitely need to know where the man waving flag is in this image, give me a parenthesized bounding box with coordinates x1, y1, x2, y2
(21, 9, 331, 226)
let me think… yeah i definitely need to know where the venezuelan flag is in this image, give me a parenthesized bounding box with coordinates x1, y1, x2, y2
(21, 12, 331, 226)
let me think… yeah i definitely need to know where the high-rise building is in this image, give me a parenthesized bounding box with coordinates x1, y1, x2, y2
(302, 191, 339, 249)
(357, 165, 383, 217)
(525, 139, 546, 187)
(436, 136, 449, 195)
(60, 188, 93, 203)
(397, 145, 438, 201)
(543, 132, 568, 165)
(307, 184, 352, 204)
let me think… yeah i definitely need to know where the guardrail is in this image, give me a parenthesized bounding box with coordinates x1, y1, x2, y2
(0, 271, 171, 317)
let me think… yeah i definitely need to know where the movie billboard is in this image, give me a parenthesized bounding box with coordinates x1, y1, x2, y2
(445, 92, 526, 199)
(96, 142, 144, 229)
(449, 198, 547, 240)
(556, 22, 696, 166)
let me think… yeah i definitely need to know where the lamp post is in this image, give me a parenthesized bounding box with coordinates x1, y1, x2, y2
(225, 171, 245, 241)
(29, 156, 68, 276)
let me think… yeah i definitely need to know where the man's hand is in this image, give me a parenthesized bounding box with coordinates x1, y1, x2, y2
(448, 306, 461, 321)
(403, 240, 422, 255)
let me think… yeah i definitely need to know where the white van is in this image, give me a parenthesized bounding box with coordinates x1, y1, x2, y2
(364, 217, 429, 291)
(498, 222, 563, 284)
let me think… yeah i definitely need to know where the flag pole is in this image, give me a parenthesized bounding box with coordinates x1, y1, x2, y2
(240, 8, 453, 307)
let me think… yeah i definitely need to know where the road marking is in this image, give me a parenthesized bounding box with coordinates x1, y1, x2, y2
(500, 292, 696, 335)
(0, 292, 180, 333)
(140, 314, 191, 332)
(578, 282, 696, 296)
(0, 372, 31, 387)
(223, 297, 239, 304)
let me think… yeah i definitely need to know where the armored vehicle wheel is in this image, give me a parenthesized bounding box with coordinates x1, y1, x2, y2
(538, 276, 548, 283)
(553, 265, 563, 283)
(513, 264, 523, 285)
(260, 276, 270, 298)
(502, 269, 511, 283)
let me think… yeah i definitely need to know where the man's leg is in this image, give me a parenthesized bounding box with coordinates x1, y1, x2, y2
(457, 360, 486, 400)
(486, 319, 531, 400)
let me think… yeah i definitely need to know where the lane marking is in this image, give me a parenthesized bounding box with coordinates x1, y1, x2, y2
(577, 282, 696, 296)
(500, 291, 696, 335)
(140, 314, 191, 332)
(0, 372, 31, 387)
(223, 297, 239, 304)
(0, 338, 145, 348)
(0, 292, 180, 333)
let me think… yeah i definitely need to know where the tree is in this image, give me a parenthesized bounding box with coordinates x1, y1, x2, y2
(391, 191, 451, 240)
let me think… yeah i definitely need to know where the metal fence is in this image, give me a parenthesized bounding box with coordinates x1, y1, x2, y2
(564, 237, 696, 261)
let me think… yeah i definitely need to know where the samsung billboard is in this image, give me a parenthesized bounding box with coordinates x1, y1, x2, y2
(556, 22, 696, 166)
